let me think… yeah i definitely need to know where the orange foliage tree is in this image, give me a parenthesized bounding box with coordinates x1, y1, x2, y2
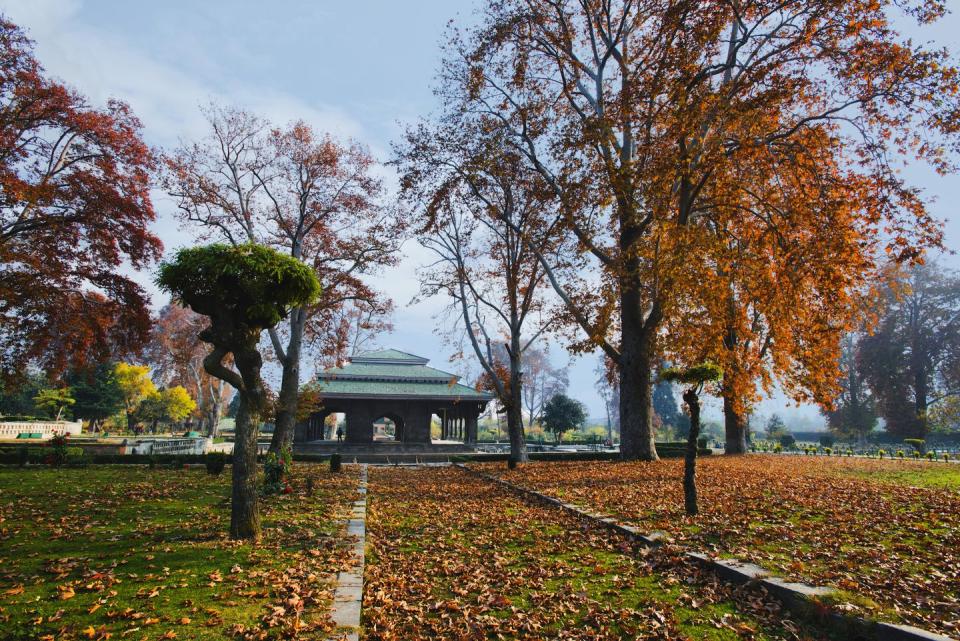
(440, 0, 957, 459)
(0, 17, 161, 378)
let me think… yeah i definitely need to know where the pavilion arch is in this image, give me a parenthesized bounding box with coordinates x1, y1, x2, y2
(372, 413, 405, 441)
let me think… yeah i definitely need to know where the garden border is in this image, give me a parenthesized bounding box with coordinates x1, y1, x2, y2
(454, 463, 955, 641)
(326, 464, 368, 641)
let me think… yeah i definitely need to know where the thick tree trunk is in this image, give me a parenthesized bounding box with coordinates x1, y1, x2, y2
(231, 392, 261, 540)
(619, 282, 659, 461)
(682, 388, 701, 516)
(507, 351, 528, 463)
(269, 308, 305, 453)
(722, 390, 748, 454)
(230, 343, 267, 541)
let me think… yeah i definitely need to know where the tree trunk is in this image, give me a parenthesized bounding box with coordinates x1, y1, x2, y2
(230, 343, 267, 541)
(269, 308, 305, 453)
(722, 389, 748, 454)
(507, 356, 528, 463)
(682, 388, 701, 516)
(231, 391, 261, 540)
(619, 283, 660, 461)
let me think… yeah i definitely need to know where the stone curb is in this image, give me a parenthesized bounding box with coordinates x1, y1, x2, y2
(327, 464, 368, 641)
(454, 464, 955, 641)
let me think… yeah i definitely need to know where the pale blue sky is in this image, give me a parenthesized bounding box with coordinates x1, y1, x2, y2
(3, 0, 959, 424)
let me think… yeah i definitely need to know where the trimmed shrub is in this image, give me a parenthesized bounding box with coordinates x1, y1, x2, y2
(927, 451, 936, 461)
(896, 449, 905, 459)
(205, 452, 227, 475)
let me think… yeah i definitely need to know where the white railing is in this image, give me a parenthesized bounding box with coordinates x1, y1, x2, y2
(0, 421, 83, 438)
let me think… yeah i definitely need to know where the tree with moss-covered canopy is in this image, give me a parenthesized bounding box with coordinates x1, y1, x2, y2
(661, 363, 722, 516)
(157, 243, 320, 540)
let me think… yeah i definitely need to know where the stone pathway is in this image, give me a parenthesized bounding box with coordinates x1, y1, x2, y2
(328, 464, 368, 641)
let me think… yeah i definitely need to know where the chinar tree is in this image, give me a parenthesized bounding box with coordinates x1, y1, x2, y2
(397, 121, 558, 464)
(442, 0, 959, 461)
(661, 364, 722, 516)
(157, 243, 320, 540)
(165, 105, 401, 455)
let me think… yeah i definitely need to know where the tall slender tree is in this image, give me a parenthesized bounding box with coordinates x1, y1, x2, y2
(441, 0, 958, 460)
(398, 123, 557, 463)
(165, 106, 402, 453)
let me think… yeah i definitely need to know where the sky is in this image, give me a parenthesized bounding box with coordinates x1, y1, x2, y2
(2, 0, 959, 425)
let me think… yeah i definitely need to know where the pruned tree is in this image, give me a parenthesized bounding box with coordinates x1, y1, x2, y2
(157, 243, 320, 540)
(439, 0, 958, 461)
(165, 105, 402, 454)
(0, 17, 162, 378)
(399, 122, 557, 464)
(661, 363, 723, 515)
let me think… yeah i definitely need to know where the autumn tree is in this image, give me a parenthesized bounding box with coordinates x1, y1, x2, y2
(136, 386, 197, 433)
(823, 334, 877, 444)
(145, 304, 233, 436)
(399, 122, 558, 464)
(165, 105, 401, 454)
(0, 17, 161, 377)
(442, 0, 958, 460)
(662, 363, 722, 515)
(860, 264, 960, 439)
(113, 362, 156, 433)
(158, 243, 320, 540)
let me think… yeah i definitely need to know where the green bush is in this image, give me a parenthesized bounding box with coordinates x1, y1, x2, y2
(773, 444, 782, 453)
(825, 447, 833, 456)
(912, 450, 921, 459)
(926, 451, 936, 461)
(896, 449, 905, 459)
(904, 438, 926, 454)
(205, 451, 227, 475)
(264, 447, 292, 494)
(878, 449, 886, 459)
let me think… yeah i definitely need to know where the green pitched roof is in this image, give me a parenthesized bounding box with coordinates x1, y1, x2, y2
(314, 349, 493, 402)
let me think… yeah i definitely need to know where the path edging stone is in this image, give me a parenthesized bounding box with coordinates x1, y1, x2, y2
(327, 464, 368, 641)
(453, 463, 956, 641)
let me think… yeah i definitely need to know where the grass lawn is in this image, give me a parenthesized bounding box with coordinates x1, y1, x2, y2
(0, 463, 360, 640)
(363, 466, 836, 641)
(474, 455, 960, 635)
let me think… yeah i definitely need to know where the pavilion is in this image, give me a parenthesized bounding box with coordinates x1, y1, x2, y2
(294, 349, 494, 447)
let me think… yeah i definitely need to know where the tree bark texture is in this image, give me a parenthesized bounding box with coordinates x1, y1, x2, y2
(722, 389, 748, 454)
(682, 388, 701, 516)
(618, 279, 659, 461)
(270, 308, 305, 453)
(507, 347, 528, 463)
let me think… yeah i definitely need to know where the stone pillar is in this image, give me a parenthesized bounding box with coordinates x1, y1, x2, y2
(441, 414, 448, 440)
(345, 407, 373, 444)
(466, 413, 478, 445)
